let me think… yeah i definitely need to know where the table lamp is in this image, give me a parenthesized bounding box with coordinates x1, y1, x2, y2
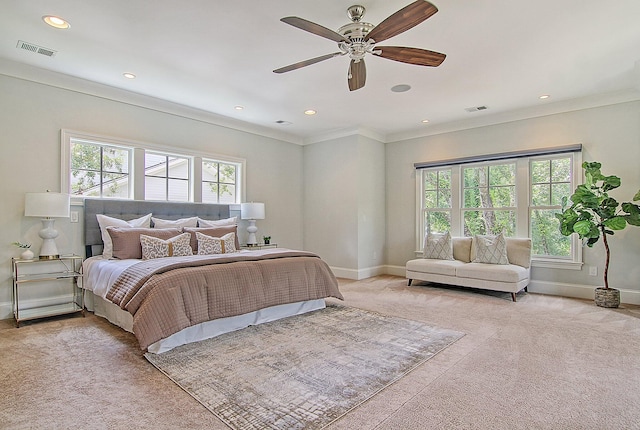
(240, 202, 265, 246)
(24, 191, 70, 260)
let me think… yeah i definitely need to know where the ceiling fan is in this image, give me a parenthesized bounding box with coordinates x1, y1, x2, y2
(273, 0, 446, 91)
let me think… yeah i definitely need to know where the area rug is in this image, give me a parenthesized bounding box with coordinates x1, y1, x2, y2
(144, 304, 464, 430)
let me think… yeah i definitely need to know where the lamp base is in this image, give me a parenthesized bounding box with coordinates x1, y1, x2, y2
(246, 220, 258, 245)
(38, 218, 61, 260)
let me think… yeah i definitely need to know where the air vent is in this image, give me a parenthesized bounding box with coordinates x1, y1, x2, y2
(465, 105, 488, 113)
(16, 40, 57, 57)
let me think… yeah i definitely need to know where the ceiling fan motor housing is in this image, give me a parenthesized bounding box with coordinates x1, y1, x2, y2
(339, 6, 376, 62)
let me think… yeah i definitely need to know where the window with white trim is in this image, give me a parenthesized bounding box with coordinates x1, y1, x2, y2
(61, 130, 245, 204)
(145, 152, 190, 201)
(421, 168, 452, 234)
(416, 149, 582, 267)
(202, 159, 237, 204)
(69, 139, 132, 198)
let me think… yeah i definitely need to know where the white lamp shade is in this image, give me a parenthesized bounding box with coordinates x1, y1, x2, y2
(25, 192, 70, 218)
(241, 202, 265, 220)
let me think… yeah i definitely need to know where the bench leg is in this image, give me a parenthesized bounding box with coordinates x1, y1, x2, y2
(511, 292, 517, 302)
(407, 279, 412, 286)
(524, 286, 528, 292)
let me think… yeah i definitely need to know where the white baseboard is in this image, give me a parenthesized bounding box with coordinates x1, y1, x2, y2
(385, 265, 407, 277)
(330, 265, 387, 280)
(528, 280, 640, 305)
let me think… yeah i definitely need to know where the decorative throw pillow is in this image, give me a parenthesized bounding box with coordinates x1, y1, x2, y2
(140, 232, 193, 260)
(472, 233, 509, 265)
(97, 213, 152, 259)
(152, 216, 198, 229)
(183, 226, 240, 253)
(108, 227, 181, 259)
(197, 216, 238, 227)
(196, 232, 237, 255)
(423, 231, 454, 260)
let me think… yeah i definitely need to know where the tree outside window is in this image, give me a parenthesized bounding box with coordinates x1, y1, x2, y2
(202, 160, 237, 204)
(530, 157, 572, 257)
(462, 163, 516, 236)
(70, 140, 130, 198)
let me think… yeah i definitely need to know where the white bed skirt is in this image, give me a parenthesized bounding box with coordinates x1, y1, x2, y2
(86, 292, 326, 354)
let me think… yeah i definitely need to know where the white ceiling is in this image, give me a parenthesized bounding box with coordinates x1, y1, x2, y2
(2, 0, 640, 144)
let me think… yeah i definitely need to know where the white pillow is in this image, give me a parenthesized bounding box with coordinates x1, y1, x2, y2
(140, 232, 193, 260)
(423, 232, 454, 260)
(472, 233, 509, 265)
(96, 213, 152, 259)
(196, 231, 237, 255)
(152, 216, 198, 229)
(197, 216, 237, 227)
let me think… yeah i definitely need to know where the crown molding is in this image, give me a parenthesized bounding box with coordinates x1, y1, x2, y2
(0, 59, 304, 145)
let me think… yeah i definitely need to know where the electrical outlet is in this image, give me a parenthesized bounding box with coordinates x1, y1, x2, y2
(588, 266, 597, 276)
(70, 211, 79, 223)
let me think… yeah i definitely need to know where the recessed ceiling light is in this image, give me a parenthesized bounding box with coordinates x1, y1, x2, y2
(234, 105, 244, 110)
(123, 73, 136, 79)
(391, 84, 411, 93)
(421, 119, 430, 123)
(43, 16, 70, 29)
(304, 109, 317, 115)
(539, 94, 551, 99)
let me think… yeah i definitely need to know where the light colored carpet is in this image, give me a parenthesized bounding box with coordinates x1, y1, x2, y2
(1, 275, 640, 429)
(144, 304, 463, 430)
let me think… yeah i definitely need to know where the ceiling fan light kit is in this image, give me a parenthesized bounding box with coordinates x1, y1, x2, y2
(274, 0, 446, 91)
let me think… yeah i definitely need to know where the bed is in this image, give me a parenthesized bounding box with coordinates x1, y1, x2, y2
(82, 199, 343, 354)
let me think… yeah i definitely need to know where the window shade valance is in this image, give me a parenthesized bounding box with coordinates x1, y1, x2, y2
(414, 144, 582, 170)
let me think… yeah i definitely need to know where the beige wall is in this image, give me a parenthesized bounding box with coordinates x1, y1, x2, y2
(0, 74, 304, 318)
(385, 101, 640, 300)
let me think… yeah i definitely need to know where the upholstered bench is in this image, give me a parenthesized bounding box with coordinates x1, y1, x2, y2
(406, 235, 532, 301)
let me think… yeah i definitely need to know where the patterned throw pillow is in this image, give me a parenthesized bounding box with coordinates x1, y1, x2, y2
(140, 232, 193, 260)
(472, 233, 509, 265)
(196, 232, 237, 255)
(423, 232, 454, 260)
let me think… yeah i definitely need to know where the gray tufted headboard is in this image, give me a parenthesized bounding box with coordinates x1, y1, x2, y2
(84, 198, 230, 257)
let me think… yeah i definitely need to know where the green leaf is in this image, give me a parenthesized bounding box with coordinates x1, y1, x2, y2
(604, 217, 627, 231)
(586, 237, 599, 247)
(573, 220, 594, 236)
(602, 175, 621, 192)
(624, 212, 640, 226)
(633, 190, 640, 201)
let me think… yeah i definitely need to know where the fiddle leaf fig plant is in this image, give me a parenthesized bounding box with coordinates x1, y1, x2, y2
(556, 161, 640, 289)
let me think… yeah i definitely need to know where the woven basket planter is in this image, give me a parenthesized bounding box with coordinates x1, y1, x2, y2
(594, 287, 620, 308)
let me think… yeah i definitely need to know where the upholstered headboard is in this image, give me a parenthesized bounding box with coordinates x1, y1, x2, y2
(84, 198, 230, 257)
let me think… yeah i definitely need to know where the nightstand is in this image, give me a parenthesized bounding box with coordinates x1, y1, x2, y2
(11, 255, 84, 327)
(241, 243, 277, 250)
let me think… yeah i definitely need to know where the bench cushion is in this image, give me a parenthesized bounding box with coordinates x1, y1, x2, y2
(406, 259, 467, 277)
(456, 262, 529, 283)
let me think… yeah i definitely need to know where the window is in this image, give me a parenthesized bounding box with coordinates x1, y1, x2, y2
(416, 149, 581, 268)
(69, 139, 131, 198)
(145, 152, 190, 201)
(202, 159, 237, 204)
(462, 163, 516, 236)
(61, 130, 245, 203)
(421, 168, 452, 234)
(529, 157, 572, 258)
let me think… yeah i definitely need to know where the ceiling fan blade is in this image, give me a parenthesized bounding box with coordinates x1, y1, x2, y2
(374, 46, 446, 66)
(281, 17, 347, 43)
(273, 52, 343, 74)
(348, 59, 366, 91)
(365, 0, 438, 43)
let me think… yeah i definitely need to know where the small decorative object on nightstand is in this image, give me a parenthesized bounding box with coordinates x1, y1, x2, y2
(11, 255, 84, 327)
(12, 242, 34, 260)
(263, 236, 271, 245)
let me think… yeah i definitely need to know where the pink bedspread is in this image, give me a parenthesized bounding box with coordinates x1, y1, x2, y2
(106, 249, 343, 349)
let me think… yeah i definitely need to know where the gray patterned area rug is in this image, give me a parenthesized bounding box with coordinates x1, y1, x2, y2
(145, 304, 464, 430)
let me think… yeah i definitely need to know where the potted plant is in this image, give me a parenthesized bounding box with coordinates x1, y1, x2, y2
(12, 242, 34, 260)
(263, 236, 271, 245)
(556, 161, 640, 308)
